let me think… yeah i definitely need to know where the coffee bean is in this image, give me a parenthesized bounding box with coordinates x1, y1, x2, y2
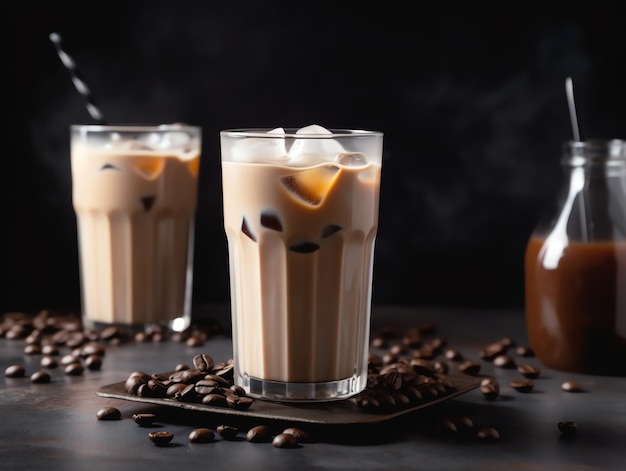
(148, 431, 174, 446)
(192, 353, 214, 371)
(479, 342, 508, 361)
(80, 341, 106, 358)
(561, 380, 584, 392)
(227, 395, 254, 410)
(510, 379, 534, 393)
(493, 355, 516, 369)
(125, 374, 149, 394)
(96, 407, 121, 420)
(202, 393, 228, 406)
(186, 335, 205, 347)
(480, 382, 500, 401)
(229, 384, 246, 396)
(188, 428, 215, 443)
(60, 354, 80, 366)
(371, 336, 387, 348)
(444, 349, 463, 361)
(283, 427, 311, 443)
(216, 425, 239, 440)
(459, 361, 481, 376)
(515, 345, 535, 357)
(4, 364, 26, 378)
(30, 370, 51, 384)
(24, 344, 42, 355)
(40, 355, 58, 369)
(65, 362, 85, 376)
(272, 433, 298, 448)
(194, 379, 220, 395)
(41, 344, 60, 356)
(132, 413, 157, 427)
(166, 383, 188, 397)
(246, 425, 271, 443)
(517, 364, 540, 379)
(85, 354, 103, 371)
(476, 426, 500, 443)
(174, 363, 190, 372)
(558, 421, 577, 437)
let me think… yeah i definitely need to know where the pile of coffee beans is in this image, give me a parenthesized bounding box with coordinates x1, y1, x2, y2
(123, 353, 254, 411)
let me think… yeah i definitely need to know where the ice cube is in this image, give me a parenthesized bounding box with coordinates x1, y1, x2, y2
(131, 157, 165, 179)
(105, 134, 152, 151)
(231, 128, 287, 163)
(287, 125, 345, 165)
(281, 164, 340, 206)
(333, 152, 367, 167)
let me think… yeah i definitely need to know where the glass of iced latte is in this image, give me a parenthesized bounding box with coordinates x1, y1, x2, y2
(220, 125, 383, 401)
(71, 124, 201, 332)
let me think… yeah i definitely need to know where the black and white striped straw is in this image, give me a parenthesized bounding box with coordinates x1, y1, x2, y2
(49, 32, 105, 124)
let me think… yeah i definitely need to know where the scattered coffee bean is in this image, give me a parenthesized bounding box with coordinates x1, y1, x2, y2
(30, 370, 51, 384)
(96, 407, 121, 420)
(186, 335, 205, 347)
(476, 426, 500, 443)
(479, 341, 508, 361)
(515, 345, 535, 357)
(24, 344, 42, 355)
(4, 364, 26, 378)
(60, 354, 80, 366)
(480, 382, 500, 401)
(371, 336, 387, 348)
(148, 431, 174, 446)
(272, 433, 298, 448)
(65, 362, 85, 376)
(132, 413, 157, 427)
(283, 427, 311, 443)
(41, 344, 60, 356)
(493, 355, 516, 369)
(444, 349, 463, 361)
(558, 421, 577, 437)
(84, 354, 103, 371)
(561, 380, 584, 392)
(217, 425, 239, 440)
(246, 425, 271, 443)
(510, 379, 534, 393)
(459, 361, 481, 376)
(188, 428, 215, 443)
(517, 364, 540, 379)
(40, 355, 58, 369)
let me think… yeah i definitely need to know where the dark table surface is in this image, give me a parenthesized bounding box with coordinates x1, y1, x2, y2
(1, 305, 625, 471)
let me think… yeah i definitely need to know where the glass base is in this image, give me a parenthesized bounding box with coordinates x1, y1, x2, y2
(81, 315, 191, 334)
(238, 373, 366, 402)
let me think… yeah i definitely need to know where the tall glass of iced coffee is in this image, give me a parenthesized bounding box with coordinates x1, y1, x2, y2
(71, 124, 201, 331)
(220, 125, 383, 401)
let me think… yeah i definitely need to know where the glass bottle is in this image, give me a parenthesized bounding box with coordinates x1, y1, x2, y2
(525, 139, 626, 376)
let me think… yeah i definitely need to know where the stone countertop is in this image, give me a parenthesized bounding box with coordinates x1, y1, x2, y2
(1, 305, 624, 471)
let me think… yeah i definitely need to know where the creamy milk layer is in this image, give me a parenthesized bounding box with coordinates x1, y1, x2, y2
(72, 144, 199, 325)
(222, 160, 381, 383)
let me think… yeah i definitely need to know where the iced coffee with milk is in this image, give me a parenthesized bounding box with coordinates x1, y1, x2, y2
(71, 125, 201, 331)
(220, 125, 383, 401)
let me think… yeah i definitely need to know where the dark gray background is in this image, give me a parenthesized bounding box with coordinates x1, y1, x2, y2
(3, 1, 625, 314)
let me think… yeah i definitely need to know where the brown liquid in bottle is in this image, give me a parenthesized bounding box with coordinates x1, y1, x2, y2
(525, 237, 626, 375)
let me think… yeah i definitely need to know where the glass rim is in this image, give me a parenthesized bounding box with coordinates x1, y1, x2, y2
(562, 138, 626, 164)
(220, 128, 383, 138)
(71, 124, 201, 133)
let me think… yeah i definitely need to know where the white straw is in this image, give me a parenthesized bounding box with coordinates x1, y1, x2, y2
(565, 77, 581, 142)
